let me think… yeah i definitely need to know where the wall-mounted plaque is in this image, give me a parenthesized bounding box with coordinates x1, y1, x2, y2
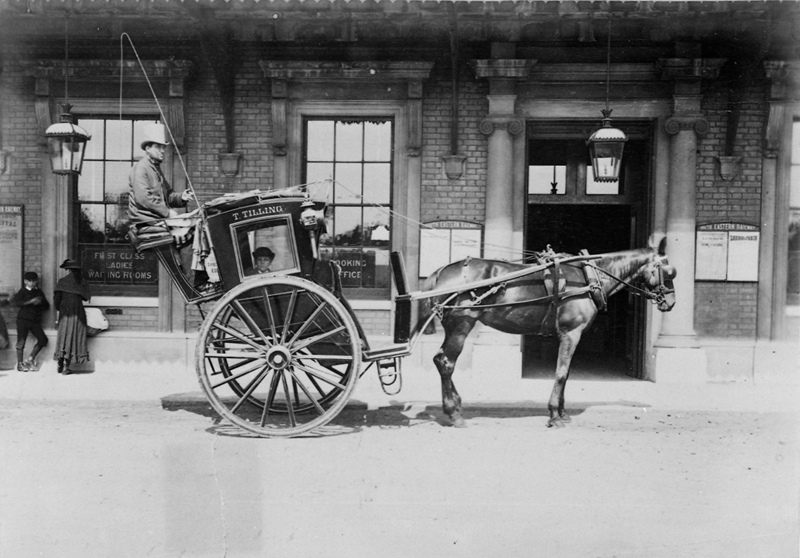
(695, 223, 759, 282)
(419, 220, 482, 277)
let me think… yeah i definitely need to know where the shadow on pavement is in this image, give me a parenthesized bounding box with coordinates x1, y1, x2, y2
(160, 392, 650, 438)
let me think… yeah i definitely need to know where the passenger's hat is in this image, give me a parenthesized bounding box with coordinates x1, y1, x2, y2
(60, 258, 82, 270)
(139, 122, 170, 150)
(252, 247, 275, 260)
(23, 271, 39, 281)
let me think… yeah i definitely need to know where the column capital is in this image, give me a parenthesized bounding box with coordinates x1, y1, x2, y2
(664, 115, 709, 137)
(479, 117, 524, 137)
(763, 60, 800, 102)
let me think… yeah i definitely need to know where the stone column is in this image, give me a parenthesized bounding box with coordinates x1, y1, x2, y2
(659, 110, 708, 343)
(479, 109, 524, 259)
(653, 55, 724, 381)
(471, 52, 531, 260)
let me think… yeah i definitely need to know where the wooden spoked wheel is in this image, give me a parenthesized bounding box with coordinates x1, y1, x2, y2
(195, 276, 362, 437)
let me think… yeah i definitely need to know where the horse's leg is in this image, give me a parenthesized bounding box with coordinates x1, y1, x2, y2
(432, 315, 476, 428)
(547, 326, 585, 428)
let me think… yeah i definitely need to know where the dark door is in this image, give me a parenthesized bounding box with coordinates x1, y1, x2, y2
(522, 123, 651, 379)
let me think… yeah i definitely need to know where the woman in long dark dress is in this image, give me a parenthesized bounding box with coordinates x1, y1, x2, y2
(53, 259, 91, 375)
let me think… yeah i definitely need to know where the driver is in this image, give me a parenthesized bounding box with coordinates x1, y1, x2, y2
(128, 122, 213, 293)
(127, 122, 194, 240)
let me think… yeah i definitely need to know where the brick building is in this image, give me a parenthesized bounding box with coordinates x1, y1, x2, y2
(0, 0, 797, 383)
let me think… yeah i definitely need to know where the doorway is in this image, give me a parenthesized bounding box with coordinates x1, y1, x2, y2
(522, 123, 651, 380)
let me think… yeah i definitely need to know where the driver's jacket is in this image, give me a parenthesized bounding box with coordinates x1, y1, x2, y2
(127, 157, 186, 227)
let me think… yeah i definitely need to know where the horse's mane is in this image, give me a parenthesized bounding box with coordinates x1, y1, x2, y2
(594, 248, 654, 279)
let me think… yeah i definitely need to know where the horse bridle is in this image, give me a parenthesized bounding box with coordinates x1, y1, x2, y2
(587, 256, 675, 306)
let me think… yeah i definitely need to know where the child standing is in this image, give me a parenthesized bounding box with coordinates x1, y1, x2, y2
(11, 271, 49, 372)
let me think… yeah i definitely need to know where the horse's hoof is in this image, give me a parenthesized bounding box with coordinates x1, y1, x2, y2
(451, 416, 467, 428)
(547, 418, 566, 428)
(559, 413, 572, 423)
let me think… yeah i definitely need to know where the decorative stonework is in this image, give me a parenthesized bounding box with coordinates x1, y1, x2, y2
(25, 59, 192, 148)
(656, 58, 726, 81)
(763, 60, 800, 102)
(259, 60, 433, 160)
(479, 118, 525, 137)
(471, 59, 532, 80)
(716, 156, 741, 181)
(664, 115, 709, 137)
(763, 61, 799, 157)
(259, 60, 434, 82)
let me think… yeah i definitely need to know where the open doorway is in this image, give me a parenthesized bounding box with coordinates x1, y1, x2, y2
(522, 123, 651, 380)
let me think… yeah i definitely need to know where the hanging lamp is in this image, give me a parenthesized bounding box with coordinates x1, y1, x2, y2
(586, 18, 627, 183)
(45, 17, 91, 176)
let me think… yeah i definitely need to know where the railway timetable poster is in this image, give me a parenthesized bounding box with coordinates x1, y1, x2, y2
(419, 220, 482, 277)
(0, 205, 23, 301)
(695, 222, 759, 281)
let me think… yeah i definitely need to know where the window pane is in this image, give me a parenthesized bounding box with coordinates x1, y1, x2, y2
(586, 165, 620, 195)
(334, 163, 363, 203)
(78, 204, 105, 243)
(307, 120, 334, 161)
(307, 162, 334, 192)
(335, 121, 363, 161)
(792, 121, 800, 164)
(363, 207, 390, 247)
(78, 161, 104, 201)
(333, 206, 362, 246)
(105, 162, 132, 203)
(106, 120, 133, 160)
(82, 119, 105, 160)
(363, 121, 391, 161)
(791, 165, 800, 208)
(363, 163, 390, 204)
(106, 204, 129, 243)
(528, 165, 566, 194)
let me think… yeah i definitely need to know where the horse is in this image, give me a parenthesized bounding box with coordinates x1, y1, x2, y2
(417, 239, 676, 428)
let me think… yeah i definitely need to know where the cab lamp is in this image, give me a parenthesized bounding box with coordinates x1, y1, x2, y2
(45, 106, 91, 176)
(587, 109, 627, 183)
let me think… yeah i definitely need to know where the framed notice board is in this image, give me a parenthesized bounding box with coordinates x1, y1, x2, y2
(419, 220, 482, 277)
(695, 223, 759, 282)
(0, 205, 23, 301)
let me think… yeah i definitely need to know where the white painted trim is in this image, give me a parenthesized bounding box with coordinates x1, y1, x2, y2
(89, 296, 159, 308)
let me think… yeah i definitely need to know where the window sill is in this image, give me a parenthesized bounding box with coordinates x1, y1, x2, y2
(89, 296, 159, 308)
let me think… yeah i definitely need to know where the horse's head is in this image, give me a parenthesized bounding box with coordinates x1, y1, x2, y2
(640, 254, 676, 312)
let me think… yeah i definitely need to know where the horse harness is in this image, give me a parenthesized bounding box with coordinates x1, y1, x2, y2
(432, 251, 673, 318)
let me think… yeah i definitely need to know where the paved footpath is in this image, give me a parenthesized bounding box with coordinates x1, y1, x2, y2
(1, 357, 798, 416)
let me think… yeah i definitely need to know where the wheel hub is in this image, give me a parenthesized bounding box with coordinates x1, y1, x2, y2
(265, 346, 292, 370)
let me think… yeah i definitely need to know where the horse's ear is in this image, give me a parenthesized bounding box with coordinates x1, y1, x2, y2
(657, 236, 667, 256)
(650, 235, 667, 256)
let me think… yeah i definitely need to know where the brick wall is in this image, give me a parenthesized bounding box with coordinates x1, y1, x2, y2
(421, 71, 488, 225)
(0, 52, 47, 329)
(692, 80, 766, 337)
(695, 282, 758, 338)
